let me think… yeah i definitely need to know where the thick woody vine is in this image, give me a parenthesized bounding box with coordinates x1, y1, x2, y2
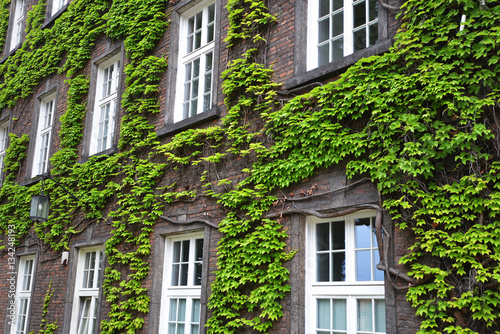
(0, 0, 500, 334)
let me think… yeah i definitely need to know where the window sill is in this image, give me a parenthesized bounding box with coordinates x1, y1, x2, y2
(80, 146, 118, 163)
(0, 44, 21, 64)
(157, 107, 220, 138)
(285, 39, 393, 90)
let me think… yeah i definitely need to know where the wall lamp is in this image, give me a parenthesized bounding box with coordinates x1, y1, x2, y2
(30, 173, 79, 222)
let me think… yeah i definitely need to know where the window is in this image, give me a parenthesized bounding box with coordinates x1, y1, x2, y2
(70, 246, 104, 334)
(9, 0, 26, 51)
(0, 122, 9, 185)
(32, 95, 55, 177)
(307, 0, 378, 70)
(306, 211, 386, 334)
(174, 2, 216, 123)
(11, 255, 36, 334)
(51, 0, 68, 15)
(160, 233, 204, 334)
(89, 55, 121, 155)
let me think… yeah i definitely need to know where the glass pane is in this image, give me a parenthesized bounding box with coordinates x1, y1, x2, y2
(317, 299, 330, 329)
(355, 218, 371, 248)
(178, 324, 185, 334)
(203, 94, 211, 111)
(188, 17, 194, 34)
(194, 31, 201, 50)
(191, 325, 200, 334)
(181, 240, 190, 262)
(195, 239, 204, 261)
(178, 299, 186, 321)
(168, 323, 176, 334)
(187, 36, 193, 53)
(208, 4, 215, 22)
(353, 28, 366, 52)
(331, 38, 343, 61)
(333, 0, 343, 11)
(375, 299, 386, 332)
(194, 263, 202, 285)
(331, 220, 345, 250)
(169, 299, 177, 321)
(180, 263, 188, 285)
(356, 250, 371, 281)
(369, 0, 378, 21)
(357, 299, 373, 332)
(204, 73, 212, 94)
(318, 43, 329, 66)
(195, 12, 202, 30)
(318, 18, 330, 43)
(319, 0, 329, 17)
(193, 58, 200, 78)
(353, 1, 366, 28)
(173, 241, 181, 262)
(192, 79, 199, 98)
(185, 63, 192, 81)
(207, 24, 214, 43)
(369, 23, 378, 46)
(332, 252, 346, 281)
(332, 12, 343, 37)
(171, 264, 179, 286)
(191, 99, 198, 117)
(316, 223, 329, 251)
(184, 83, 191, 102)
(332, 299, 347, 330)
(374, 252, 384, 281)
(317, 253, 330, 282)
(192, 299, 201, 321)
(205, 52, 213, 72)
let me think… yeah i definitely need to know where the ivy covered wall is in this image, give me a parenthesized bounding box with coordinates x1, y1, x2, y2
(0, 0, 499, 333)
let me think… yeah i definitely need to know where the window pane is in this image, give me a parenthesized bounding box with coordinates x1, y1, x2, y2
(317, 253, 330, 282)
(369, 0, 378, 21)
(357, 299, 373, 332)
(208, 4, 215, 22)
(369, 23, 378, 46)
(169, 299, 177, 321)
(333, 0, 343, 11)
(180, 263, 188, 286)
(316, 223, 330, 251)
(374, 252, 384, 281)
(171, 264, 179, 286)
(318, 43, 329, 66)
(194, 263, 202, 286)
(317, 299, 330, 329)
(331, 38, 343, 61)
(319, 0, 329, 17)
(356, 250, 371, 281)
(353, 1, 366, 28)
(192, 299, 201, 322)
(375, 299, 386, 332)
(319, 18, 330, 43)
(178, 299, 186, 321)
(173, 241, 181, 262)
(332, 12, 343, 38)
(331, 220, 345, 250)
(353, 28, 366, 52)
(332, 252, 346, 281)
(355, 218, 371, 248)
(195, 239, 204, 261)
(207, 24, 214, 43)
(332, 299, 347, 330)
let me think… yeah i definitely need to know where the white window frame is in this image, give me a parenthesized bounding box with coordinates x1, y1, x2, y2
(9, 0, 26, 51)
(305, 211, 386, 334)
(51, 0, 68, 16)
(70, 246, 104, 334)
(0, 122, 10, 185)
(32, 94, 55, 178)
(159, 232, 205, 334)
(307, 0, 379, 70)
(11, 255, 36, 334)
(174, 2, 216, 123)
(89, 55, 121, 156)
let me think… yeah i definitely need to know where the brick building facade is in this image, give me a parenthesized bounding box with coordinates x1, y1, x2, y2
(0, 0, 423, 333)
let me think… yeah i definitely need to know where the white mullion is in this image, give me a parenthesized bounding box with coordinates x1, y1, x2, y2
(344, 0, 354, 56)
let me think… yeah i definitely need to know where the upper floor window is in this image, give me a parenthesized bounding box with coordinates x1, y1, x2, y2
(9, 0, 26, 51)
(160, 232, 205, 334)
(0, 122, 10, 185)
(10, 255, 36, 334)
(70, 246, 104, 334)
(89, 55, 121, 155)
(306, 212, 386, 333)
(51, 0, 68, 16)
(307, 0, 378, 70)
(32, 95, 55, 178)
(174, 2, 216, 123)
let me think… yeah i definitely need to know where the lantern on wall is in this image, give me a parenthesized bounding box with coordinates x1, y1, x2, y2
(30, 192, 49, 222)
